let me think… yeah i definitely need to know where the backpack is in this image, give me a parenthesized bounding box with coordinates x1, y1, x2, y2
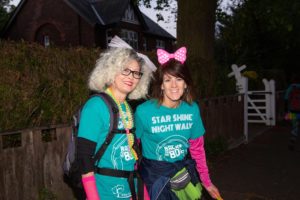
(62, 92, 143, 200)
(288, 85, 300, 113)
(62, 92, 119, 189)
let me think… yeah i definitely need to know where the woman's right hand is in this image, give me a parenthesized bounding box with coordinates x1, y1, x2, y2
(205, 184, 222, 200)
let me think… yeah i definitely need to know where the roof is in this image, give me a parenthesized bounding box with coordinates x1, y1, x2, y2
(64, 0, 132, 26)
(65, 0, 175, 39)
(1, 0, 175, 40)
(142, 13, 175, 39)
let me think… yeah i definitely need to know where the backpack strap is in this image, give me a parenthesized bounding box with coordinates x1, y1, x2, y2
(95, 167, 140, 200)
(89, 92, 135, 162)
(89, 92, 119, 162)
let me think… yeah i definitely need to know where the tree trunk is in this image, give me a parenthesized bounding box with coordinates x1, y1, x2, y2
(177, 0, 217, 97)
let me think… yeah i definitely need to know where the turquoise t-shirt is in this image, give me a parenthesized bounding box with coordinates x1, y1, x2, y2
(78, 96, 136, 200)
(135, 100, 205, 162)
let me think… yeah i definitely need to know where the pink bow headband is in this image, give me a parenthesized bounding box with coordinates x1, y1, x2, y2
(157, 47, 187, 65)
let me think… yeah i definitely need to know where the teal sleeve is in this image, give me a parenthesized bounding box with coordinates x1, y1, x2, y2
(190, 102, 205, 139)
(134, 106, 144, 139)
(78, 97, 109, 143)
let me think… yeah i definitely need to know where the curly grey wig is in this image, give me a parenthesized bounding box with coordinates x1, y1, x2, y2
(88, 48, 153, 99)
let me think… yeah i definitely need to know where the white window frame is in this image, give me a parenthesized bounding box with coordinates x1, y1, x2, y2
(44, 35, 50, 47)
(106, 29, 113, 46)
(142, 38, 147, 51)
(156, 39, 165, 49)
(121, 29, 138, 50)
(122, 5, 139, 24)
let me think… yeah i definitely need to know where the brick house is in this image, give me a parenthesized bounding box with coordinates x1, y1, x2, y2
(1, 0, 175, 51)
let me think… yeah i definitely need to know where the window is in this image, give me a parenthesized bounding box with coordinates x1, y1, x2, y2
(44, 35, 50, 47)
(106, 29, 113, 46)
(121, 30, 138, 49)
(142, 38, 147, 51)
(156, 39, 165, 49)
(122, 5, 139, 24)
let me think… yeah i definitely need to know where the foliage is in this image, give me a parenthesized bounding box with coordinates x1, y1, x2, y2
(137, 0, 223, 23)
(215, 0, 300, 88)
(137, 0, 177, 22)
(205, 136, 228, 158)
(0, 0, 15, 32)
(38, 188, 57, 200)
(0, 0, 12, 9)
(0, 40, 238, 132)
(0, 40, 100, 132)
(242, 70, 257, 79)
(213, 61, 236, 96)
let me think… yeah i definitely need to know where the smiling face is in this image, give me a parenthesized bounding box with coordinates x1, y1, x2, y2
(111, 59, 141, 101)
(161, 73, 187, 108)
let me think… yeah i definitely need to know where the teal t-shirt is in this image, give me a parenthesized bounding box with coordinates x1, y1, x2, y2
(135, 100, 205, 162)
(78, 96, 136, 200)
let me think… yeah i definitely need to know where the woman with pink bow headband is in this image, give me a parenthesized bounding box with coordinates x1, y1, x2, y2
(135, 47, 222, 200)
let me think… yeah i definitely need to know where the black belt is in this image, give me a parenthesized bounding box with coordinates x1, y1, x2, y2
(95, 167, 143, 200)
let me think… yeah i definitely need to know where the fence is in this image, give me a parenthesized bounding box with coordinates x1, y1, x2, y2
(199, 94, 245, 147)
(0, 125, 73, 200)
(0, 94, 256, 199)
(228, 64, 276, 142)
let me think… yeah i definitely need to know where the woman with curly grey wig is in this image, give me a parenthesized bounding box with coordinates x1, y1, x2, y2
(88, 47, 152, 100)
(77, 36, 154, 200)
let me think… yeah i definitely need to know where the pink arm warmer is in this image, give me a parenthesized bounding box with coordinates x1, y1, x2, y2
(144, 185, 150, 200)
(82, 175, 100, 200)
(189, 136, 212, 188)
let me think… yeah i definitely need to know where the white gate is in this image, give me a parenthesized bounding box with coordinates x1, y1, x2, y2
(228, 64, 276, 142)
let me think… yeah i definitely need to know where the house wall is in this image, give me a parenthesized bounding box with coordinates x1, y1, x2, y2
(4, 0, 96, 47)
(145, 35, 174, 51)
(115, 21, 174, 51)
(3, 0, 174, 50)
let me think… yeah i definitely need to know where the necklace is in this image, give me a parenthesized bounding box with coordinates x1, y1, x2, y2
(105, 88, 138, 160)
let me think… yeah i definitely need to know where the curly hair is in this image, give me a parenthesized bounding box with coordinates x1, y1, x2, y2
(88, 47, 153, 99)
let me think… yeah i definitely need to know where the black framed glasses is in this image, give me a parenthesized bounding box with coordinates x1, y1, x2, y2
(121, 68, 143, 79)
